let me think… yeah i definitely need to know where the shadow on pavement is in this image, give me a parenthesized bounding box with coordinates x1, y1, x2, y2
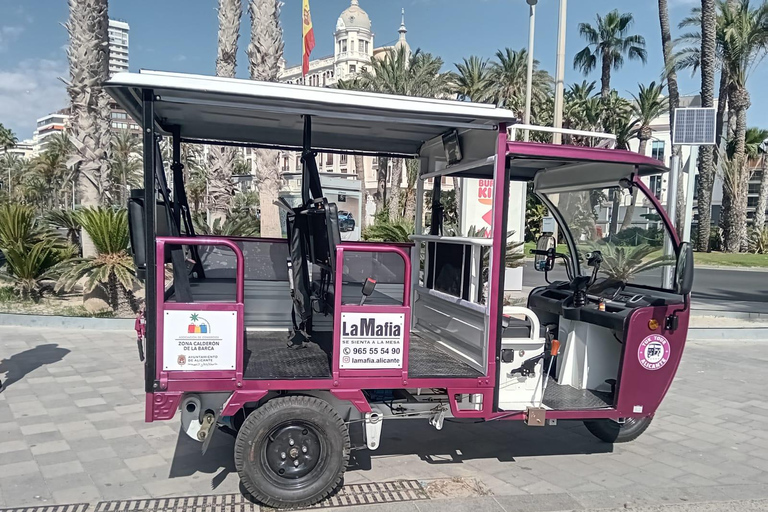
(0, 343, 70, 391)
(169, 427, 236, 490)
(349, 417, 612, 471)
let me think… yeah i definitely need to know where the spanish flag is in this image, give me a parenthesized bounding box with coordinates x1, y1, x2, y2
(302, 0, 315, 76)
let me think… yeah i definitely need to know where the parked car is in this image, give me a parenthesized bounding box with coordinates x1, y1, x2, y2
(338, 211, 355, 232)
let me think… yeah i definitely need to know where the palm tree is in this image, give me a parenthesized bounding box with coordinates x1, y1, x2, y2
(490, 48, 552, 120)
(453, 56, 493, 103)
(677, 0, 768, 251)
(574, 10, 648, 100)
(357, 47, 453, 220)
(247, 0, 284, 237)
(110, 131, 142, 206)
(335, 79, 370, 229)
(32, 151, 68, 210)
(56, 207, 137, 311)
(0, 124, 18, 151)
(582, 241, 674, 282)
(66, 0, 112, 259)
(733, 128, 768, 228)
(616, 82, 667, 231)
(632, 82, 668, 156)
(207, 0, 242, 226)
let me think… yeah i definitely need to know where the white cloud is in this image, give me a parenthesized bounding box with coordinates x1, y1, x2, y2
(0, 59, 68, 139)
(0, 25, 24, 52)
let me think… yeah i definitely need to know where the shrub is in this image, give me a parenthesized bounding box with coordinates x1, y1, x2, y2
(581, 241, 674, 282)
(0, 204, 71, 301)
(55, 207, 137, 311)
(192, 212, 260, 237)
(748, 226, 768, 254)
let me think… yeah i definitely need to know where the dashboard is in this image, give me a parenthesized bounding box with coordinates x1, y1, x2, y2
(528, 279, 673, 332)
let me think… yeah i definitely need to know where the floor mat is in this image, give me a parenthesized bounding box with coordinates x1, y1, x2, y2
(542, 377, 613, 410)
(408, 334, 484, 379)
(243, 331, 332, 379)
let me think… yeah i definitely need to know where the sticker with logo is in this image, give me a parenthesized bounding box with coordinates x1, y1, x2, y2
(637, 334, 671, 370)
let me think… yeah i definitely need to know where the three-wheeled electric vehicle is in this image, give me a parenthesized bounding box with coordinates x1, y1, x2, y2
(106, 71, 693, 508)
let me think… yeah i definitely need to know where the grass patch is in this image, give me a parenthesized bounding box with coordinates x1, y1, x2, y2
(694, 251, 768, 268)
(523, 242, 570, 256)
(0, 286, 15, 302)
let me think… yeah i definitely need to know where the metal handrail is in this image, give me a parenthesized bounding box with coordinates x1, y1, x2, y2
(336, 242, 412, 307)
(409, 234, 493, 247)
(156, 236, 245, 304)
(508, 124, 617, 148)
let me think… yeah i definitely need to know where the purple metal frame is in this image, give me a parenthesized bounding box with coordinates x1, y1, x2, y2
(146, 135, 690, 424)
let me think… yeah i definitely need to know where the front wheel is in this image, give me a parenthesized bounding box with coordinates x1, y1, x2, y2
(234, 396, 350, 508)
(583, 415, 654, 443)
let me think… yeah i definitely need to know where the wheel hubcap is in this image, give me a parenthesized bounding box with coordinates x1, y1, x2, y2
(265, 423, 320, 480)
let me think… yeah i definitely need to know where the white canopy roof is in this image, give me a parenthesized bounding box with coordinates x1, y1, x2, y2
(105, 70, 516, 156)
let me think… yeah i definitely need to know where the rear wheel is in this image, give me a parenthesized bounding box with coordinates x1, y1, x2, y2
(234, 396, 350, 508)
(583, 415, 653, 443)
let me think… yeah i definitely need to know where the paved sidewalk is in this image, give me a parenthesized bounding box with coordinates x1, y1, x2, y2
(2, 327, 768, 511)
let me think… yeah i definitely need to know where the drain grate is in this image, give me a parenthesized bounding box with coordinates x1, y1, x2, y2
(301, 480, 428, 509)
(91, 480, 428, 511)
(0, 504, 89, 512)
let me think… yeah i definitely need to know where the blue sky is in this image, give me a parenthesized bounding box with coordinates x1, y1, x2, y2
(1, 0, 765, 139)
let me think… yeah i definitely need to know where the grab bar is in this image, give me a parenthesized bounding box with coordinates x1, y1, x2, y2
(156, 237, 245, 304)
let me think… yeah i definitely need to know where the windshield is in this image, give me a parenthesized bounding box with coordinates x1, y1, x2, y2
(544, 183, 676, 291)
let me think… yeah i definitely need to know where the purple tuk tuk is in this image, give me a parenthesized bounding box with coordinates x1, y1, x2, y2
(106, 71, 693, 508)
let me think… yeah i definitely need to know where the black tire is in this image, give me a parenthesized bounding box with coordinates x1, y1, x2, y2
(584, 415, 654, 443)
(234, 396, 350, 508)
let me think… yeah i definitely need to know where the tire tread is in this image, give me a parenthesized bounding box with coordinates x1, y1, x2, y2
(234, 395, 350, 508)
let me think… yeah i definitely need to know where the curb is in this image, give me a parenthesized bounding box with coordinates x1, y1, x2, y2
(0, 313, 134, 331)
(691, 309, 768, 321)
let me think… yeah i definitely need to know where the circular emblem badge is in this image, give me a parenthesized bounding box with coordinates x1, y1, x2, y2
(638, 334, 670, 370)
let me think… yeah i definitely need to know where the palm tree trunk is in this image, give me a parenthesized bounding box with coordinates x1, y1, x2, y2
(754, 156, 768, 229)
(722, 87, 752, 252)
(388, 159, 403, 221)
(354, 154, 368, 230)
(696, 0, 717, 251)
(376, 157, 389, 217)
(66, 0, 112, 257)
(248, 0, 284, 237)
(208, 0, 242, 226)
(600, 54, 612, 101)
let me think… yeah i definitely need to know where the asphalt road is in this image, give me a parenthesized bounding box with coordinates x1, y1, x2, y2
(522, 261, 768, 314)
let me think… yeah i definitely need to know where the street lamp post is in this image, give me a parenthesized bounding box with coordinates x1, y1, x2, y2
(523, 0, 538, 142)
(552, 0, 568, 145)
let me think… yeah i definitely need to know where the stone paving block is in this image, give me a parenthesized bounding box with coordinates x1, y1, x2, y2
(77, 446, 119, 463)
(30, 439, 70, 456)
(100, 425, 138, 440)
(0, 439, 28, 454)
(19, 422, 58, 436)
(51, 485, 101, 505)
(124, 454, 167, 472)
(0, 472, 51, 508)
(0, 460, 40, 478)
(74, 397, 107, 408)
(142, 478, 196, 499)
(493, 493, 585, 512)
(33, 448, 80, 467)
(40, 460, 84, 479)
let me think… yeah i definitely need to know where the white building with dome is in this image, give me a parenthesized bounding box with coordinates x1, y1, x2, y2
(279, 0, 408, 87)
(274, 1, 424, 233)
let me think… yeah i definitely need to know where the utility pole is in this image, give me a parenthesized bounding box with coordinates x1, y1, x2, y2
(552, 0, 567, 145)
(523, 0, 538, 142)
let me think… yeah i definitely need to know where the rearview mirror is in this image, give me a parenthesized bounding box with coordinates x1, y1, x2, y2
(534, 235, 555, 272)
(675, 242, 694, 295)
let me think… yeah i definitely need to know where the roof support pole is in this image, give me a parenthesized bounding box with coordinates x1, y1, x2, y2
(141, 89, 157, 394)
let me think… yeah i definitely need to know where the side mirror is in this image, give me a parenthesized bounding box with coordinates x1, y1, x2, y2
(675, 242, 694, 295)
(534, 235, 555, 272)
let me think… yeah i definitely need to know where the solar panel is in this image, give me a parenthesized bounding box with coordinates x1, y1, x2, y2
(673, 107, 716, 145)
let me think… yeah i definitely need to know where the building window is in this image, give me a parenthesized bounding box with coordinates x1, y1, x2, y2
(349, 64, 356, 74)
(296, 155, 302, 170)
(339, 39, 347, 53)
(358, 40, 365, 53)
(749, 182, 760, 194)
(372, 157, 378, 168)
(282, 156, 290, 172)
(326, 153, 334, 166)
(748, 196, 759, 208)
(340, 154, 348, 165)
(651, 140, 665, 161)
(649, 175, 662, 199)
